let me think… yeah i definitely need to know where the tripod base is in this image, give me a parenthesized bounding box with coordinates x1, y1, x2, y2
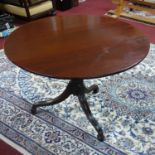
(31, 79, 105, 141)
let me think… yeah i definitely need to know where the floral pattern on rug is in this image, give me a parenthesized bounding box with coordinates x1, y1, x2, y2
(0, 44, 155, 155)
(1, 91, 117, 155)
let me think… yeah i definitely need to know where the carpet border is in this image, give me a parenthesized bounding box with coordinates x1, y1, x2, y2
(0, 86, 126, 155)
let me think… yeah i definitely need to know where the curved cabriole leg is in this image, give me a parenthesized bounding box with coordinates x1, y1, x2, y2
(31, 78, 105, 141)
(78, 94, 105, 141)
(84, 84, 99, 94)
(31, 86, 71, 114)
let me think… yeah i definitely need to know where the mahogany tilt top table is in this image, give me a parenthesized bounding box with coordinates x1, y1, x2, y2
(4, 16, 150, 141)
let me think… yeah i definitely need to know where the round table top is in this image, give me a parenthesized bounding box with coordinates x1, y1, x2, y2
(4, 16, 150, 79)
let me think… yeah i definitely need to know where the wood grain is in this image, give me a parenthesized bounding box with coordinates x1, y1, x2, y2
(4, 16, 150, 79)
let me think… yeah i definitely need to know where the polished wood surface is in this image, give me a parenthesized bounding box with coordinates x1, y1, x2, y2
(4, 16, 150, 79)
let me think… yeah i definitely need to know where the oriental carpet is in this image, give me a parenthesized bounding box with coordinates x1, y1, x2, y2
(0, 44, 155, 155)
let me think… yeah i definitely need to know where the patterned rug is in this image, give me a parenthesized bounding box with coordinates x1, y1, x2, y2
(0, 44, 155, 155)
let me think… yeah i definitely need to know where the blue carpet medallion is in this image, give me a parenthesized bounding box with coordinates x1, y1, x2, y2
(0, 44, 155, 155)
